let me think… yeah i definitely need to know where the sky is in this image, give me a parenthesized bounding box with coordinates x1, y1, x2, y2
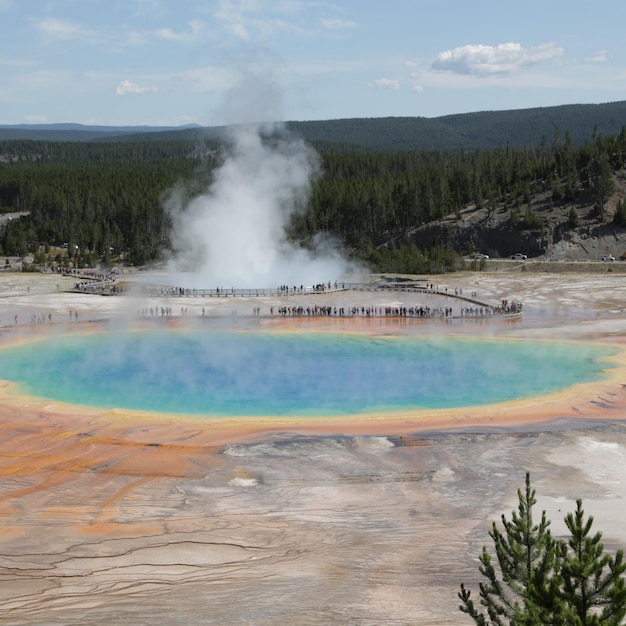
(1, 0, 626, 127)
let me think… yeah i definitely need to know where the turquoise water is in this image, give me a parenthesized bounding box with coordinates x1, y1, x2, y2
(0, 330, 615, 416)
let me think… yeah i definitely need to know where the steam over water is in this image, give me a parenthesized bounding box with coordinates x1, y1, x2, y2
(0, 331, 614, 416)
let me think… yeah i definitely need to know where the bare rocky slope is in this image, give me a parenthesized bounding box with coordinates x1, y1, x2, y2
(406, 168, 626, 267)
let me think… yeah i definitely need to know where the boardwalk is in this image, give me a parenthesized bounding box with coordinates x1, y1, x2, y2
(136, 281, 523, 319)
(0, 272, 521, 322)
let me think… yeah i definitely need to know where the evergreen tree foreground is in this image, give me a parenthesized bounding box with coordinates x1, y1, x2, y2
(459, 473, 626, 625)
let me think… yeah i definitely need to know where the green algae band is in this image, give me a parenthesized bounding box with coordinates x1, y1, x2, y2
(0, 331, 615, 417)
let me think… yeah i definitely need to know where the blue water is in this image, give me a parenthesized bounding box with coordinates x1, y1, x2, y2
(0, 330, 615, 416)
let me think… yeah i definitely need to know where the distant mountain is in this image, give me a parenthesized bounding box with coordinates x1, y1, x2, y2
(0, 122, 203, 132)
(285, 101, 626, 151)
(1, 101, 625, 150)
(0, 122, 202, 142)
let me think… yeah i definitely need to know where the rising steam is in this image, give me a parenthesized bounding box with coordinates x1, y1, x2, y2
(165, 124, 354, 288)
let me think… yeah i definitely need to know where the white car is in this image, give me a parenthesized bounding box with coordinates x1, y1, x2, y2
(510, 253, 527, 260)
(474, 253, 489, 260)
(601, 255, 615, 261)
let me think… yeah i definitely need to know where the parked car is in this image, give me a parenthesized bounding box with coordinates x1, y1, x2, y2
(510, 253, 527, 260)
(601, 255, 615, 261)
(474, 253, 489, 260)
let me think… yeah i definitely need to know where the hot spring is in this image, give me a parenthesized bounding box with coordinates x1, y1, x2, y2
(0, 330, 615, 417)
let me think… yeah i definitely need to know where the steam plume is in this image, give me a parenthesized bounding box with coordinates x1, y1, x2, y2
(165, 123, 353, 288)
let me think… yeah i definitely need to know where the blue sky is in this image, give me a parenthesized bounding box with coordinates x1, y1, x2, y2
(1, 0, 625, 127)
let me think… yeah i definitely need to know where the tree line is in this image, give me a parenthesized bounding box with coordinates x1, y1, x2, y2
(4, 101, 626, 150)
(0, 127, 625, 272)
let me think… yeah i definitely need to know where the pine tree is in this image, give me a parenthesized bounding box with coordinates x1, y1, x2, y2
(459, 473, 562, 625)
(613, 199, 626, 227)
(459, 477, 626, 625)
(559, 500, 626, 625)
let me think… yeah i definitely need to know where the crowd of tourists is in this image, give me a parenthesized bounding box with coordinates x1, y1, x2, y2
(129, 301, 522, 320)
(278, 282, 336, 294)
(275, 304, 456, 318)
(461, 300, 523, 317)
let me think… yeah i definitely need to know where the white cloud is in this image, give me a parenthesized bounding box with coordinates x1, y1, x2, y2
(320, 18, 356, 31)
(404, 58, 422, 69)
(156, 20, 203, 43)
(213, 0, 306, 41)
(34, 17, 95, 42)
(411, 84, 424, 93)
(115, 80, 158, 95)
(368, 78, 400, 90)
(432, 42, 563, 77)
(214, 0, 261, 41)
(585, 51, 608, 63)
(25, 115, 47, 123)
(0, 0, 14, 11)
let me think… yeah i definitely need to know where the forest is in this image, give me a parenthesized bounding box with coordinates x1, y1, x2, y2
(4, 100, 626, 150)
(1, 120, 625, 273)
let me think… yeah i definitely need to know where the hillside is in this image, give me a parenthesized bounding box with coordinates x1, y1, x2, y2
(1, 101, 626, 151)
(404, 166, 626, 265)
(288, 101, 626, 151)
